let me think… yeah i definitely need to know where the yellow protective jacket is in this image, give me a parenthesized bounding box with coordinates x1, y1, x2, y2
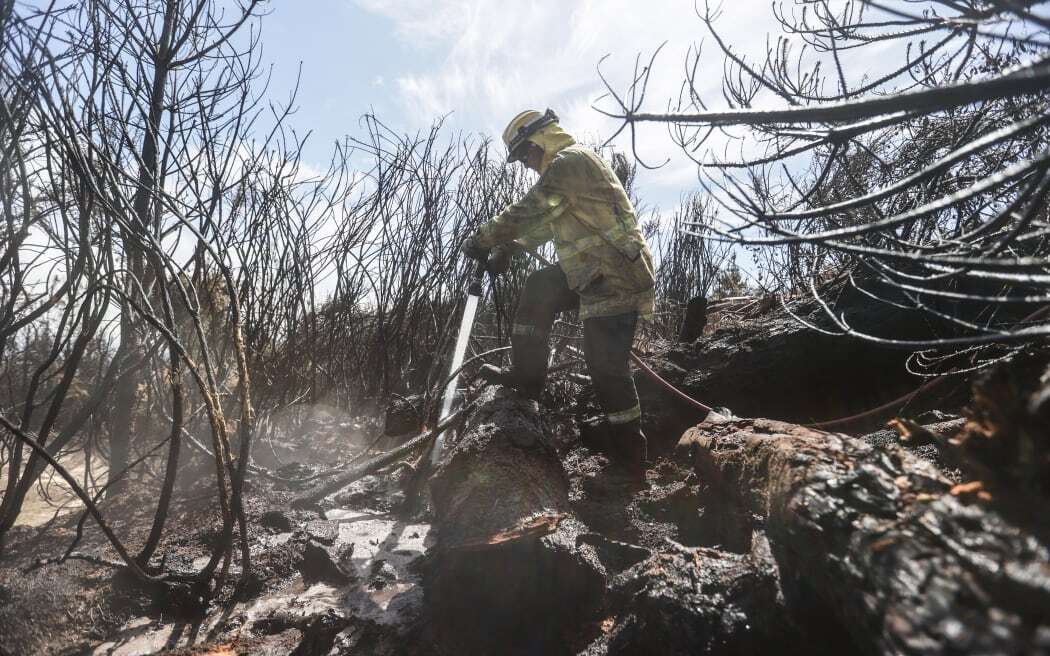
(475, 138, 656, 320)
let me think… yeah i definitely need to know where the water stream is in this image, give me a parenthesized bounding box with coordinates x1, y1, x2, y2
(430, 291, 480, 464)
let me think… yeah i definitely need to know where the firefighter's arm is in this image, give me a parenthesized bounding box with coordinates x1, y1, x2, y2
(474, 167, 568, 249)
(477, 225, 552, 274)
(515, 224, 553, 251)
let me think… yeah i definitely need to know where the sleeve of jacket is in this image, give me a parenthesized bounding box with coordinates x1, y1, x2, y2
(474, 158, 570, 249)
(515, 224, 554, 251)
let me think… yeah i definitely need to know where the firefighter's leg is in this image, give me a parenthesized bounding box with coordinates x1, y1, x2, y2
(488, 265, 578, 399)
(582, 311, 647, 472)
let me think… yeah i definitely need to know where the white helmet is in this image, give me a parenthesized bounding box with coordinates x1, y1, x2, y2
(502, 109, 559, 162)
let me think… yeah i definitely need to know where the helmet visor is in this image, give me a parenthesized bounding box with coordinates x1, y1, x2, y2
(508, 141, 530, 163)
(506, 109, 558, 162)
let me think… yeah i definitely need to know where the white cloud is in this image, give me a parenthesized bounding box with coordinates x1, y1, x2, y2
(349, 1, 789, 207)
(353, 0, 472, 48)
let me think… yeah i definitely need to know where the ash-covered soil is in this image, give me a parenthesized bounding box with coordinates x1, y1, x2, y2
(0, 414, 755, 655)
(2, 316, 1045, 656)
(0, 399, 732, 656)
(1, 405, 974, 656)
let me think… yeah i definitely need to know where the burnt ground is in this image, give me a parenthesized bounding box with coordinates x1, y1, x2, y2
(0, 412, 758, 655)
(0, 411, 969, 655)
(1, 310, 1043, 655)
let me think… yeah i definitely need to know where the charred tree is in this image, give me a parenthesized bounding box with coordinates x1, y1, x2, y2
(600, 0, 1050, 372)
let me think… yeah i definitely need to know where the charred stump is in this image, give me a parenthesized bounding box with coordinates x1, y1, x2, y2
(425, 387, 605, 651)
(677, 295, 708, 343)
(676, 415, 1050, 654)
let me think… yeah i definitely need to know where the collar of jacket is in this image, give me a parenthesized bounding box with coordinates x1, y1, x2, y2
(527, 124, 576, 175)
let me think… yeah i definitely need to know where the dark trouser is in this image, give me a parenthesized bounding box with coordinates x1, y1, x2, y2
(512, 266, 640, 424)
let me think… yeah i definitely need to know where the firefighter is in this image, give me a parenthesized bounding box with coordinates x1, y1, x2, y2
(461, 109, 655, 474)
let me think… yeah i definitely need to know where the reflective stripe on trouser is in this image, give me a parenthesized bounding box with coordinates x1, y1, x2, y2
(583, 311, 641, 426)
(511, 266, 580, 397)
(512, 323, 546, 338)
(511, 265, 642, 420)
(606, 403, 641, 425)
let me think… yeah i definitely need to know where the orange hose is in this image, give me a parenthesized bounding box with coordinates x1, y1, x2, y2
(630, 351, 713, 413)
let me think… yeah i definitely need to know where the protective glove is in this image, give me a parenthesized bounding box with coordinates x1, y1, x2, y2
(460, 235, 489, 261)
(486, 244, 514, 275)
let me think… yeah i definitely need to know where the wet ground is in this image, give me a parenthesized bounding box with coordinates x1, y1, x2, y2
(89, 508, 431, 656)
(0, 372, 998, 655)
(0, 404, 719, 656)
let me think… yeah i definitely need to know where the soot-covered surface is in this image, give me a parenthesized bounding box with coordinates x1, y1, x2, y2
(3, 324, 1047, 655)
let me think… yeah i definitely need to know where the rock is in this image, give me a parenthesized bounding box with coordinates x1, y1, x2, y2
(300, 539, 353, 586)
(599, 543, 798, 656)
(304, 520, 338, 545)
(290, 609, 348, 656)
(260, 509, 295, 532)
(367, 560, 398, 590)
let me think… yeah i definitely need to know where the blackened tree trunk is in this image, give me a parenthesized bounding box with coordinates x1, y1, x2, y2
(108, 0, 178, 494)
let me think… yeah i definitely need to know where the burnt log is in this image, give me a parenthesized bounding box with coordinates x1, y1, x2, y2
(425, 387, 605, 652)
(862, 417, 967, 480)
(676, 415, 1050, 655)
(290, 408, 467, 509)
(946, 352, 1050, 502)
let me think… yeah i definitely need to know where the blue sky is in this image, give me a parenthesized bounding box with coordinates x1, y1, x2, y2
(257, 1, 785, 211)
(18, 0, 848, 211)
(258, 2, 411, 146)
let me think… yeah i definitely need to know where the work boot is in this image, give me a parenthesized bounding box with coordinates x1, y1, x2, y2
(580, 418, 648, 482)
(476, 338, 547, 401)
(507, 334, 549, 400)
(579, 416, 613, 454)
(610, 419, 648, 482)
